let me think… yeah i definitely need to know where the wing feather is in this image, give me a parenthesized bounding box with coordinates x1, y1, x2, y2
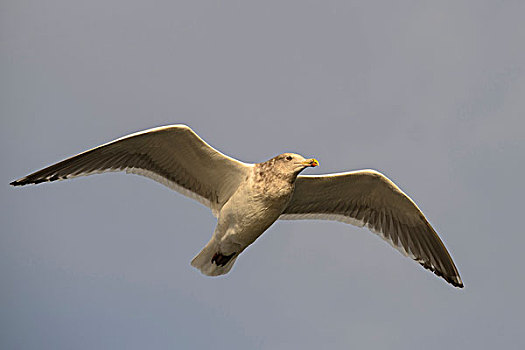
(281, 169, 463, 288)
(10, 125, 251, 215)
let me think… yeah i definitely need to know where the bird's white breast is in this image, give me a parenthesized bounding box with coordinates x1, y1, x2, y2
(217, 169, 295, 248)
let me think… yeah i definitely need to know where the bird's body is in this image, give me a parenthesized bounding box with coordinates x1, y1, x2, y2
(192, 154, 306, 276)
(11, 125, 463, 287)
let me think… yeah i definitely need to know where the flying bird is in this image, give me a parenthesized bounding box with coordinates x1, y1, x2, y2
(11, 125, 463, 287)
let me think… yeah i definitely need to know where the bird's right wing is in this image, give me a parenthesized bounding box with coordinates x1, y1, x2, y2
(11, 125, 252, 215)
(281, 170, 463, 288)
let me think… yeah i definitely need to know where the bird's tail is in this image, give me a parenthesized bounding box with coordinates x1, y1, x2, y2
(191, 239, 238, 276)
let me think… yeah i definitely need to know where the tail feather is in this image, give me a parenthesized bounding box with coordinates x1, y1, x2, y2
(191, 239, 238, 276)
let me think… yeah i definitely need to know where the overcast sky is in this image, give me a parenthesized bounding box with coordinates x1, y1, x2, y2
(2, 1, 525, 349)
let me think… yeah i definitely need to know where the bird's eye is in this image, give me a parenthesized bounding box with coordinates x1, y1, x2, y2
(286, 156, 293, 161)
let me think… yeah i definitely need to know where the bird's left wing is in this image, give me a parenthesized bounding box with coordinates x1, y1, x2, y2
(281, 170, 463, 288)
(11, 125, 251, 215)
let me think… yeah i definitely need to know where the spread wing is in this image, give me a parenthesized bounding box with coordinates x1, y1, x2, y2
(10, 125, 252, 215)
(281, 170, 463, 288)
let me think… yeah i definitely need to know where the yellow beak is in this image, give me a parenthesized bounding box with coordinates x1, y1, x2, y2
(302, 158, 319, 167)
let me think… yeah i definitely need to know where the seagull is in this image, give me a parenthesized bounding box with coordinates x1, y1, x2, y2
(11, 124, 463, 287)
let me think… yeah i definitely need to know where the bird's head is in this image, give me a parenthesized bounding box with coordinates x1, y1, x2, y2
(273, 153, 319, 176)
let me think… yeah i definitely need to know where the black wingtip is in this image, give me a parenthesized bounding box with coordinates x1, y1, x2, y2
(445, 276, 464, 288)
(11, 174, 63, 187)
(10, 177, 36, 186)
(448, 278, 464, 289)
(419, 260, 463, 288)
(436, 271, 464, 289)
(445, 274, 464, 288)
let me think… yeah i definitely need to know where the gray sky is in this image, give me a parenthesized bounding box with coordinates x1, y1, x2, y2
(2, 1, 524, 349)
